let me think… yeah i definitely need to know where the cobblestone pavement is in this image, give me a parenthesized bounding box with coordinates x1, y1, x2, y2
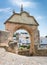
(0, 48, 47, 65)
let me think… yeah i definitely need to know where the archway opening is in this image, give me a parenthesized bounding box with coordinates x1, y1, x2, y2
(13, 29, 31, 51)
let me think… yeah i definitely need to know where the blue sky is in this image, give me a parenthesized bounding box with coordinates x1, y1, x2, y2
(0, 0, 47, 37)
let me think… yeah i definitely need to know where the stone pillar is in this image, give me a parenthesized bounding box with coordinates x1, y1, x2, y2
(9, 31, 14, 41)
(29, 32, 35, 55)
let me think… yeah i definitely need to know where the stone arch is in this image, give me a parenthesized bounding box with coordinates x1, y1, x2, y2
(13, 25, 32, 35)
(4, 9, 39, 56)
(11, 24, 35, 55)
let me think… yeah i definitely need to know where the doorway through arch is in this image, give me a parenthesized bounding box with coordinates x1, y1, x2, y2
(13, 29, 31, 51)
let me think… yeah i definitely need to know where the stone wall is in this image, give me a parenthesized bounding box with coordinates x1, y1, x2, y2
(34, 45, 47, 56)
(0, 31, 10, 46)
(18, 49, 29, 56)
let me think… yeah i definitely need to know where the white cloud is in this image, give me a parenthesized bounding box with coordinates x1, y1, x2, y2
(0, 8, 11, 13)
(9, 0, 37, 8)
(36, 16, 43, 20)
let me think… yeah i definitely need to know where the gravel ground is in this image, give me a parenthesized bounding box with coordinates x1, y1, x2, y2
(0, 48, 47, 65)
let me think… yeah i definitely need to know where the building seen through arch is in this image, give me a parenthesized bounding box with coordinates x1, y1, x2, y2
(13, 29, 31, 49)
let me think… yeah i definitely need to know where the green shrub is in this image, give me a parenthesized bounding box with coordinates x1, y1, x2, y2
(19, 47, 23, 50)
(20, 45, 27, 48)
(19, 45, 30, 49)
(27, 45, 30, 49)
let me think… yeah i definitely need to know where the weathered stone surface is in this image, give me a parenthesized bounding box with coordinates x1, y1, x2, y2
(34, 45, 47, 56)
(5, 22, 40, 55)
(4, 11, 40, 55)
(4, 11, 39, 25)
(0, 30, 10, 46)
(0, 48, 47, 65)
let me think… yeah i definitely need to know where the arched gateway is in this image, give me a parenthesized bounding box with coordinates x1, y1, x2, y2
(4, 9, 40, 55)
